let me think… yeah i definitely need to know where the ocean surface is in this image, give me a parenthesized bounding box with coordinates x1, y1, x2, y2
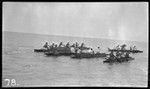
(2, 31, 148, 87)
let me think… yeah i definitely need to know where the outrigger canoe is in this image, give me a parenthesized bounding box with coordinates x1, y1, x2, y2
(45, 51, 75, 56)
(108, 48, 143, 53)
(71, 52, 107, 59)
(34, 49, 48, 52)
(34, 46, 71, 53)
(103, 57, 134, 63)
(44, 47, 75, 56)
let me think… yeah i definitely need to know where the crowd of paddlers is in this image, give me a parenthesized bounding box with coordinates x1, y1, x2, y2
(34, 42, 143, 63)
(42, 42, 96, 54)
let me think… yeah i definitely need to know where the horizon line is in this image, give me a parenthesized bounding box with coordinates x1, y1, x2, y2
(3, 31, 148, 43)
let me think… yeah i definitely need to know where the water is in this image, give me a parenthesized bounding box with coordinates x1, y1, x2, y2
(2, 31, 148, 87)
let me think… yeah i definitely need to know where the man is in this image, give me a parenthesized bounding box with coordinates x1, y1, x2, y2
(66, 42, 70, 48)
(121, 44, 127, 50)
(51, 43, 55, 47)
(71, 43, 76, 47)
(75, 42, 79, 48)
(43, 42, 49, 49)
(130, 46, 132, 51)
(116, 45, 120, 50)
(49, 43, 55, 50)
(86, 48, 93, 54)
(115, 51, 121, 62)
(116, 51, 120, 58)
(55, 44, 58, 48)
(80, 43, 85, 48)
(59, 42, 63, 47)
(125, 52, 130, 58)
(133, 46, 137, 50)
(109, 51, 115, 59)
(91, 48, 95, 54)
(75, 48, 78, 53)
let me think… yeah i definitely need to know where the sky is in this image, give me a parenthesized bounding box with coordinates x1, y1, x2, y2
(3, 2, 148, 42)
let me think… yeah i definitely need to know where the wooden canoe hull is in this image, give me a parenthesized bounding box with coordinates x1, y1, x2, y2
(45, 52, 75, 56)
(34, 49, 48, 52)
(108, 48, 143, 53)
(103, 57, 134, 63)
(71, 53, 107, 59)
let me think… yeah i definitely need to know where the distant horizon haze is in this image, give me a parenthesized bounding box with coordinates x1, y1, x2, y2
(3, 2, 148, 42)
(3, 30, 148, 43)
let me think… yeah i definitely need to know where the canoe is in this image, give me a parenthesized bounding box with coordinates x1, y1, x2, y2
(34, 46, 71, 53)
(71, 52, 107, 59)
(78, 47, 91, 50)
(44, 47, 74, 56)
(103, 57, 134, 63)
(34, 49, 48, 52)
(45, 51, 75, 56)
(108, 48, 143, 53)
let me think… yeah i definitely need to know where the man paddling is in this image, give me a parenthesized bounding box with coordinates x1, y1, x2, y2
(43, 42, 49, 49)
(59, 42, 65, 47)
(116, 51, 121, 59)
(125, 52, 130, 58)
(75, 42, 79, 48)
(130, 46, 132, 51)
(109, 51, 115, 60)
(80, 43, 85, 48)
(66, 42, 70, 48)
(51, 43, 55, 48)
(116, 45, 120, 50)
(133, 46, 137, 50)
(121, 44, 127, 50)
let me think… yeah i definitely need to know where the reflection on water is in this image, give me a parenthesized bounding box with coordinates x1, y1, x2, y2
(2, 31, 148, 87)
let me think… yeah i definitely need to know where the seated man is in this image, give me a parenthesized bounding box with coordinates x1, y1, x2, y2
(80, 43, 85, 48)
(59, 42, 65, 47)
(66, 42, 70, 47)
(121, 44, 127, 50)
(116, 45, 120, 50)
(125, 52, 130, 58)
(109, 51, 115, 60)
(75, 42, 79, 48)
(116, 51, 120, 58)
(55, 44, 58, 48)
(91, 49, 95, 54)
(59, 42, 62, 47)
(43, 42, 49, 49)
(133, 46, 137, 50)
(71, 43, 76, 48)
(75, 48, 78, 53)
(130, 47, 132, 51)
(51, 43, 55, 47)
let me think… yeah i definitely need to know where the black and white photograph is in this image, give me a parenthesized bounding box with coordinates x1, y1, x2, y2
(2, 2, 148, 87)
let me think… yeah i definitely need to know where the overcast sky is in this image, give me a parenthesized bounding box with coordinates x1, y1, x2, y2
(3, 2, 148, 42)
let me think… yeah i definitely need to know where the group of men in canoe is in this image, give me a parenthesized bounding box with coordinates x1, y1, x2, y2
(107, 44, 135, 62)
(43, 42, 100, 54)
(114, 44, 137, 51)
(43, 42, 83, 49)
(34, 42, 143, 63)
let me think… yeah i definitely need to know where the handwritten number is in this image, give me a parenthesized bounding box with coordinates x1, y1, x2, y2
(11, 79, 16, 86)
(4, 79, 10, 86)
(4, 79, 17, 86)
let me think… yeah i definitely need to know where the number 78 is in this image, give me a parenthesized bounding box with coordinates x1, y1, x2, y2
(4, 79, 16, 86)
